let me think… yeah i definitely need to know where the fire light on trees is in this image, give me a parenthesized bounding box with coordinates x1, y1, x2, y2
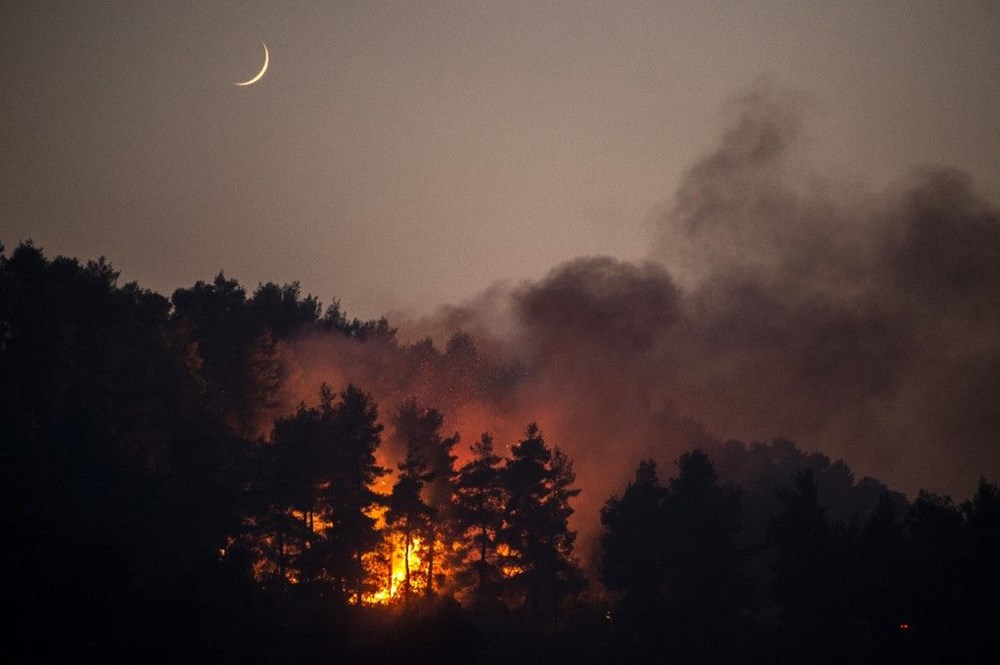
(365, 534, 428, 604)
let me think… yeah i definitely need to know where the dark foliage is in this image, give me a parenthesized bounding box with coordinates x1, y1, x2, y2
(600, 452, 749, 663)
(0, 243, 250, 660)
(500, 423, 585, 629)
(454, 433, 506, 605)
(3, 242, 998, 664)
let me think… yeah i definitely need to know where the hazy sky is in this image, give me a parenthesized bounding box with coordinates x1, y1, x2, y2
(3, 1, 998, 318)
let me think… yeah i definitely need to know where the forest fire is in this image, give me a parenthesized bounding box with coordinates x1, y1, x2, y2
(6, 238, 1000, 664)
(7, 68, 1000, 664)
(365, 534, 427, 605)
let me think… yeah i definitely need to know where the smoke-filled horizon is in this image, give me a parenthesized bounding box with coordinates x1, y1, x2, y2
(6, 5, 1000, 658)
(5, 77, 996, 563)
(273, 84, 1000, 561)
(6, 3, 999, 323)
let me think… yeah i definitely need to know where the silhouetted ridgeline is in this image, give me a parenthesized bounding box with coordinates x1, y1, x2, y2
(1, 241, 998, 664)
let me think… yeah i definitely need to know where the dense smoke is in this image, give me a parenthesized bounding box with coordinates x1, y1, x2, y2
(280, 83, 1000, 560)
(652, 83, 1000, 497)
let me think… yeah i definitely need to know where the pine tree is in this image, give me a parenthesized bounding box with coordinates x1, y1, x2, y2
(391, 399, 459, 598)
(454, 433, 506, 603)
(600, 460, 667, 626)
(386, 443, 434, 605)
(500, 423, 583, 628)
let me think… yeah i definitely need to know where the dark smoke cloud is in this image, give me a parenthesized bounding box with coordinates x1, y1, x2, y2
(654, 83, 1000, 496)
(280, 82, 1000, 563)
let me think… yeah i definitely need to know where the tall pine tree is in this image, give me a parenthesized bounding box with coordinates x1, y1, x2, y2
(501, 423, 583, 628)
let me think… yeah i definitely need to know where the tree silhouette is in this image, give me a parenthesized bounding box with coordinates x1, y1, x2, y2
(391, 399, 459, 598)
(959, 478, 1000, 661)
(0, 244, 248, 659)
(248, 281, 320, 338)
(500, 423, 583, 629)
(254, 383, 386, 598)
(853, 492, 908, 660)
(9, 240, 1000, 663)
(661, 449, 748, 643)
(600, 460, 667, 630)
(171, 273, 282, 436)
(454, 433, 506, 605)
(601, 451, 748, 661)
(899, 489, 960, 661)
(768, 469, 853, 664)
(386, 443, 434, 605)
(320, 298, 398, 342)
(263, 392, 326, 582)
(321, 384, 387, 603)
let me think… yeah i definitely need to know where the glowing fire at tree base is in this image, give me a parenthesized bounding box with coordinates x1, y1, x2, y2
(364, 534, 427, 605)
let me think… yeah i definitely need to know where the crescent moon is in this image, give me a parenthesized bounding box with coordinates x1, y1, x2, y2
(233, 42, 269, 86)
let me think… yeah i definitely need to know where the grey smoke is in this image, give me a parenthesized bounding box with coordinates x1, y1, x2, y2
(281, 82, 1000, 562)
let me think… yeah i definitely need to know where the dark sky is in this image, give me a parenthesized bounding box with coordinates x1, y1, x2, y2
(3, 2, 998, 317)
(4, 2, 1000, 505)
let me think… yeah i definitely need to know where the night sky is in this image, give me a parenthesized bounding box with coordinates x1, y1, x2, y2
(4, 2, 1000, 505)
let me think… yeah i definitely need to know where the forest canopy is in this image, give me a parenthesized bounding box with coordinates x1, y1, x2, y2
(1, 241, 998, 664)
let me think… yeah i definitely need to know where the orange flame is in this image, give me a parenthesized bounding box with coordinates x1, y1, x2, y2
(365, 533, 427, 604)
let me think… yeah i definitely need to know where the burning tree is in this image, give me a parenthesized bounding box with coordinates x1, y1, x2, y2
(317, 384, 387, 602)
(385, 446, 434, 604)
(242, 387, 589, 617)
(249, 383, 386, 600)
(388, 400, 460, 601)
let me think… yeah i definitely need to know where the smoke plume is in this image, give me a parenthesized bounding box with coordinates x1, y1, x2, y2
(279, 82, 1000, 563)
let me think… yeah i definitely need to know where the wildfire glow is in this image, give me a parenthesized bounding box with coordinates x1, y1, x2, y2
(365, 534, 427, 604)
(496, 543, 523, 578)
